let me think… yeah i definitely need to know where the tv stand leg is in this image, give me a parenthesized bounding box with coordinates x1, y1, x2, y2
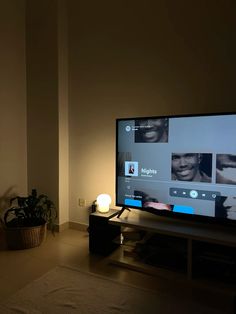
(117, 206, 131, 218)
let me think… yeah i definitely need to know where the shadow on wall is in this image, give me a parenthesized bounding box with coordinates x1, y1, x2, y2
(0, 186, 17, 250)
(0, 186, 17, 222)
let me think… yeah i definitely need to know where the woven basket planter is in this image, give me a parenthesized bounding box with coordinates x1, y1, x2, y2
(4, 223, 46, 250)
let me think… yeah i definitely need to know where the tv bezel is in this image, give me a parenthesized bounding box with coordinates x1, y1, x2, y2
(115, 111, 236, 226)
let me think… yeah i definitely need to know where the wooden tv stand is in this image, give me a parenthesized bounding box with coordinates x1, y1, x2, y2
(109, 209, 236, 287)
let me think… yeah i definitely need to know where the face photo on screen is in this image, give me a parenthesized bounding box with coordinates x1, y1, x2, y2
(216, 154, 236, 185)
(215, 195, 236, 220)
(128, 163, 135, 174)
(171, 153, 212, 183)
(135, 118, 169, 143)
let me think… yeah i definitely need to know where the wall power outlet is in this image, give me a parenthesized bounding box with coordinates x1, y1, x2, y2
(78, 198, 86, 207)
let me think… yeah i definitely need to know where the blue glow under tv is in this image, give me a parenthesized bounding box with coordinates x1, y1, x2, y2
(116, 112, 236, 224)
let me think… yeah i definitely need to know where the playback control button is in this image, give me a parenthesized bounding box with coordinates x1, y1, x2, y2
(169, 188, 220, 201)
(190, 190, 198, 198)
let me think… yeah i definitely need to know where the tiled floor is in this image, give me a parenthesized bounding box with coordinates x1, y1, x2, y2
(0, 228, 235, 313)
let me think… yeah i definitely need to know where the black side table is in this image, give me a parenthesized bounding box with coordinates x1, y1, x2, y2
(89, 209, 121, 256)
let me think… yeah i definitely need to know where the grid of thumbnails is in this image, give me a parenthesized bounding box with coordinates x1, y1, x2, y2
(117, 117, 236, 221)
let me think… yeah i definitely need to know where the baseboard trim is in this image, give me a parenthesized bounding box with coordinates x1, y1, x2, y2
(54, 221, 88, 233)
(69, 221, 88, 232)
(57, 222, 70, 232)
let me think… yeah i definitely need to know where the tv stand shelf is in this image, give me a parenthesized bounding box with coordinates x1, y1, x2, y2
(109, 209, 236, 284)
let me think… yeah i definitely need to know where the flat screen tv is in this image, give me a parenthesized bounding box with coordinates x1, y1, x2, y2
(116, 112, 236, 224)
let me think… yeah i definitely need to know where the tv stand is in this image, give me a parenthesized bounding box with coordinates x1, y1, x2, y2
(109, 209, 236, 291)
(117, 206, 131, 218)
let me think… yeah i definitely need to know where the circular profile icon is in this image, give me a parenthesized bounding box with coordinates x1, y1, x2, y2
(125, 125, 131, 132)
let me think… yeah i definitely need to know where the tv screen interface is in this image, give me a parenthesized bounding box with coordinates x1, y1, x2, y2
(116, 113, 236, 222)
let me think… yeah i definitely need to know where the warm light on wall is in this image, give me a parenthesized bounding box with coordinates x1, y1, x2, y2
(96, 194, 111, 213)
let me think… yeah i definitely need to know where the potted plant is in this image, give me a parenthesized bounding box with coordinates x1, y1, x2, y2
(1, 189, 57, 250)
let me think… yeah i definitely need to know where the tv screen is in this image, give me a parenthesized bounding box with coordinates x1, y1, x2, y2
(116, 113, 236, 223)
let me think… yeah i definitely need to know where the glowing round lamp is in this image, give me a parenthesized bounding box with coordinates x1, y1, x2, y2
(96, 194, 111, 213)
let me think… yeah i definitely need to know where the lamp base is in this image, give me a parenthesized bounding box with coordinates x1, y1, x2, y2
(97, 206, 110, 214)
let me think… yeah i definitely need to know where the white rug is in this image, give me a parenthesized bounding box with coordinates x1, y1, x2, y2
(0, 265, 225, 314)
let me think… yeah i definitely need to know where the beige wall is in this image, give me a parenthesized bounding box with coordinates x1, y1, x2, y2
(0, 0, 68, 226)
(0, 1, 235, 227)
(68, 1, 235, 224)
(26, 0, 59, 211)
(0, 0, 69, 226)
(0, 0, 27, 205)
(58, 0, 69, 225)
(26, 0, 69, 226)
